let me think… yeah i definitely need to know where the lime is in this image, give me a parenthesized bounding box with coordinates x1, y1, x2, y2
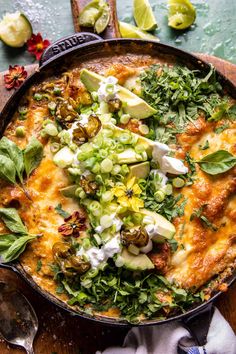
(94, 4, 110, 34)
(78, 0, 101, 27)
(119, 21, 159, 41)
(168, 0, 196, 30)
(78, 0, 110, 34)
(0, 12, 32, 48)
(133, 0, 158, 31)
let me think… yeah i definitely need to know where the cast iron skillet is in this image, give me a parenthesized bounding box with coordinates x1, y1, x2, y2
(0, 32, 236, 345)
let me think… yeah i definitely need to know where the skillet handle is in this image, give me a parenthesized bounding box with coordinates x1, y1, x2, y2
(182, 302, 214, 346)
(39, 32, 103, 67)
(0, 262, 20, 274)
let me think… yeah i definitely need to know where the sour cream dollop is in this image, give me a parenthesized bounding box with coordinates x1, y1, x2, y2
(98, 76, 119, 102)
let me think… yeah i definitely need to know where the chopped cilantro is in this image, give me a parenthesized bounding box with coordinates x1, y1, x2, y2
(140, 64, 223, 144)
(199, 140, 210, 150)
(190, 205, 218, 231)
(54, 203, 70, 218)
(214, 123, 230, 134)
(36, 259, 42, 272)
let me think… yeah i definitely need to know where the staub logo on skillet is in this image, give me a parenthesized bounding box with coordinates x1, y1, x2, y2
(52, 34, 91, 54)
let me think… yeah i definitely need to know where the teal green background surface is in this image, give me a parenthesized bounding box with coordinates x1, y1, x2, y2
(0, 0, 235, 71)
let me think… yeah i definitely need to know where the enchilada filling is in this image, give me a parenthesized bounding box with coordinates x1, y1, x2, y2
(0, 56, 235, 323)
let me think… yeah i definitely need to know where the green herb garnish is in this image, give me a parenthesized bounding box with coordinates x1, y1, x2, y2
(54, 204, 70, 218)
(197, 150, 236, 175)
(0, 208, 39, 262)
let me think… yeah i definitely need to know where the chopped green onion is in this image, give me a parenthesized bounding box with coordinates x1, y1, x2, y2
(101, 190, 114, 203)
(115, 255, 124, 267)
(154, 190, 165, 202)
(121, 164, 129, 175)
(120, 114, 130, 124)
(173, 177, 185, 188)
(85, 157, 96, 169)
(50, 142, 60, 153)
(53, 87, 61, 95)
(33, 93, 43, 101)
(91, 91, 98, 102)
(44, 123, 58, 136)
(88, 201, 102, 216)
(119, 133, 131, 144)
(82, 238, 91, 250)
(101, 158, 113, 173)
(100, 214, 113, 228)
(15, 126, 25, 137)
(165, 184, 173, 195)
(139, 124, 149, 135)
(135, 144, 145, 153)
(80, 279, 92, 288)
(92, 163, 100, 174)
(48, 101, 56, 114)
(111, 164, 121, 175)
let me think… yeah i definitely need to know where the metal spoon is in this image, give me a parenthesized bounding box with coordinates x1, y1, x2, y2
(0, 282, 38, 354)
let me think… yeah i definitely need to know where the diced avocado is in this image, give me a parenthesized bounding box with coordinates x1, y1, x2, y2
(128, 161, 150, 180)
(140, 209, 176, 240)
(80, 69, 157, 119)
(60, 185, 77, 198)
(121, 248, 154, 271)
(116, 148, 147, 164)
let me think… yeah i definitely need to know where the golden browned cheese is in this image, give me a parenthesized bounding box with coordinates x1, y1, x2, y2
(1, 53, 236, 308)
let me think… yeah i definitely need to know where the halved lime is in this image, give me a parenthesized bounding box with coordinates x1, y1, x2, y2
(0, 12, 32, 47)
(119, 21, 159, 41)
(133, 0, 158, 31)
(168, 0, 196, 30)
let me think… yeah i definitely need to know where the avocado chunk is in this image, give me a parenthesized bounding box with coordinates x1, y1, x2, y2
(140, 209, 176, 241)
(121, 248, 154, 271)
(80, 69, 157, 119)
(128, 161, 150, 180)
(116, 148, 147, 164)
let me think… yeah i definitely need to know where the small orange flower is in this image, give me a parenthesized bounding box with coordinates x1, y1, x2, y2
(27, 33, 50, 61)
(58, 211, 87, 237)
(4, 65, 27, 90)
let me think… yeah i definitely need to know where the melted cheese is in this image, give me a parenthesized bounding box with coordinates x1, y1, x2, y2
(166, 121, 236, 288)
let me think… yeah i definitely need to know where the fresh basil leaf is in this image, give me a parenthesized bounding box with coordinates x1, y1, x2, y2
(2, 235, 37, 263)
(0, 137, 24, 183)
(55, 204, 70, 218)
(24, 137, 43, 177)
(198, 150, 236, 175)
(0, 155, 16, 184)
(0, 208, 28, 234)
(0, 234, 17, 252)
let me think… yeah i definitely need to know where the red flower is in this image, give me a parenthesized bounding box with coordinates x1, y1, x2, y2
(4, 65, 28, 90)
(58, 211, 87, 238)
(27, 33, 50, 61)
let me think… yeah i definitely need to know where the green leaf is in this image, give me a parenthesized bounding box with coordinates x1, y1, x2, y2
(0, 208, 28, 234)
(36, 259, 42, 272)
(0, 137, 24, 182)
(227, 104, 236, 120)
(198, 150, 236, 175)
(1, 235, 37, 263)
(0, 155, 16, 184)
(0, 234, 17, 252)
(54, 204, 70, 218)
(214, 123, 230, 134)
(23, 137, 43, 177)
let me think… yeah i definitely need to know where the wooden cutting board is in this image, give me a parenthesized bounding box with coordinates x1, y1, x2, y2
(0, 54, 236, 354)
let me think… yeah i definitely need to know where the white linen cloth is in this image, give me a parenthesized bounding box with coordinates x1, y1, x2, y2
(96, 308, 236, 354)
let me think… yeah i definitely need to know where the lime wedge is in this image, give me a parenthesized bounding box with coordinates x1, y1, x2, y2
(94, 3, 110, 34)
(119, 21, 159, 41)
(0, 12, 32, 48)
(78, 0, 101, 27)
(133, 0, 158, 31)
(168, 0, 196, 30)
